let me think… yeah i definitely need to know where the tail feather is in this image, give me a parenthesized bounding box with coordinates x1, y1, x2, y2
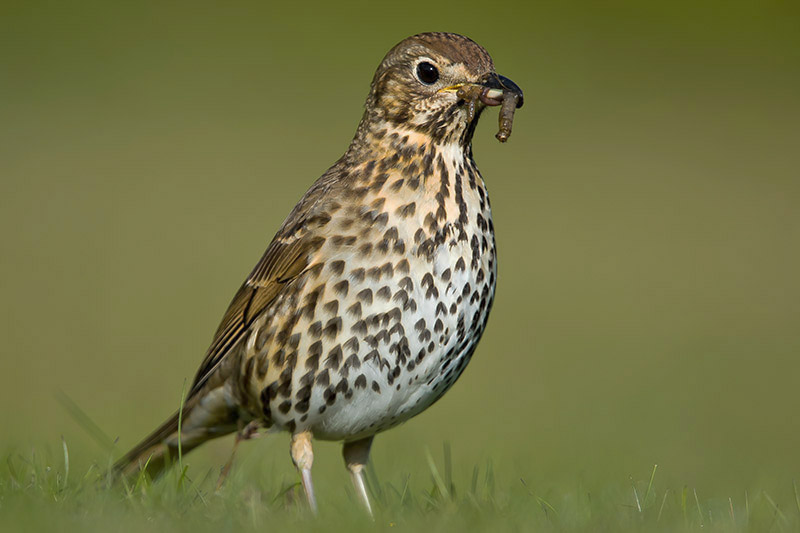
(112, 392, 237, 481)
(113, 411, 185, 479)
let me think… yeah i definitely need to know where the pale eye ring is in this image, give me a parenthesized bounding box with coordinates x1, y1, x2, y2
(415, 61, 439, 85)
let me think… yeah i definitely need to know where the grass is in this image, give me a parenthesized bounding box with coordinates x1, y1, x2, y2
(2, 438, 799, 532)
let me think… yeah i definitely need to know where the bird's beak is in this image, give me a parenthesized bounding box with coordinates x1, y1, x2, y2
(439, 72, 524, 141)
(439, 73, 524, 108)
(478, 73, 524, 108)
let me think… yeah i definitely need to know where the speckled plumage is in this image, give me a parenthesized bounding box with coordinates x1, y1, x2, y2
(114, 32, 522, 514)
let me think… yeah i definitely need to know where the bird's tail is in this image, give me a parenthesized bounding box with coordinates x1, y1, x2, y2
(112, 393, 236, 481)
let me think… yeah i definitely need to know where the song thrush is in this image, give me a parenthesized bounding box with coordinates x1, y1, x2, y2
(114, 32, 523, 514)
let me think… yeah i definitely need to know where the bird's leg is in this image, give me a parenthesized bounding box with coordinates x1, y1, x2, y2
(342, 436, 374, 517)
(290, 430, 317, 513)
(216, 420, 261, 490)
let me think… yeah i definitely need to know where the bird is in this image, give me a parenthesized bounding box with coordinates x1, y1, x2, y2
(113, 31, 523, 515)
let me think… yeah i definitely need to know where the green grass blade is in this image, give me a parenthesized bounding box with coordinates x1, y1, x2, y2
(425, 447, 450, 501)
(693, 488, 704, 527)
(133, 454, 153, 494)
(657, 489, 669, 522)
(55, 390, 116, 452)
(61, 436, 69, 490)
(643, 464, 658, 508)
(7, 456, 20, 489)
(537, 495, 559, 518)
(633, 485, 642, 513)
(763, 491, 788, 526)
(745, 490, 750, 527)
(443, 441, 453, 499)
(681, 486, 688, 526)
(793, 480, 800, 515)
(484, 459, 495, 498)
(399, 473, 411, 506)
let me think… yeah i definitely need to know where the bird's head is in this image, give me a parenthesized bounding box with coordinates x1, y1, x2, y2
(361, 32, 523, 146)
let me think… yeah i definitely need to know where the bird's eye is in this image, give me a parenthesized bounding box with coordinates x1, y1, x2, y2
(416, 62, 439, 85)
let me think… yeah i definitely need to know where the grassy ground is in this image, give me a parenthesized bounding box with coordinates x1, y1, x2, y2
(3, 438, 799, 532)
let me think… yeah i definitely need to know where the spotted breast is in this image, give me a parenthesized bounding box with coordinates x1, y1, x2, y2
(233, 135, 497, 441)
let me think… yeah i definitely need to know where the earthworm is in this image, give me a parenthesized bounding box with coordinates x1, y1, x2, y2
(456, 84, 521, 142)
(495, 91, 520, 143)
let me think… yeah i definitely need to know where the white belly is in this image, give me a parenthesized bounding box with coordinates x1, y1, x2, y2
(310, 226, 496, 441)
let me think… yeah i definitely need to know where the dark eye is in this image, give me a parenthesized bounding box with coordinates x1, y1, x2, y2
(416, 62, 439, 85)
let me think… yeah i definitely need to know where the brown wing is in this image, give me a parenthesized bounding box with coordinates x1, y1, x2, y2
(186, 187, 343, 396)
(186, 163, 347, 396)
(188, 229, 327, 396)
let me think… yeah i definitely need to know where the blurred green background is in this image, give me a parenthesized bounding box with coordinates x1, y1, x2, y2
(1, 0, 798, 502)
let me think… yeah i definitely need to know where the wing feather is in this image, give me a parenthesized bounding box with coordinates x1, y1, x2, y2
(188, 229, 327, 395)
(186, 168, 345, 397)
